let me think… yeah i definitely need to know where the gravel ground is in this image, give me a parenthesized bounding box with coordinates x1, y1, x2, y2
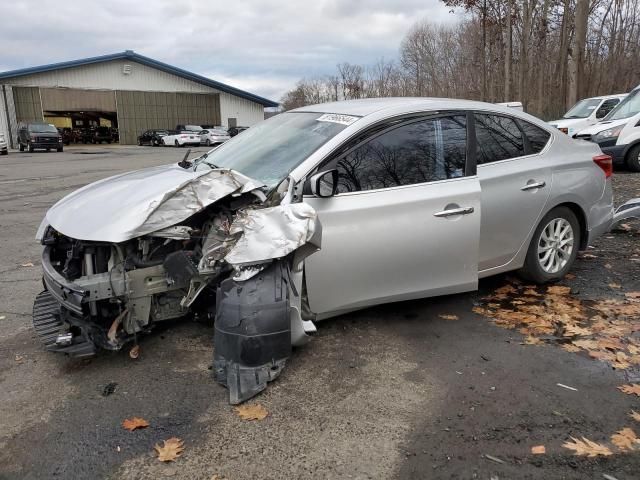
(0, 146, 638, 479)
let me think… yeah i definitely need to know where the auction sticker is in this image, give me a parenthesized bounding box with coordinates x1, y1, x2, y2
(316, 113, 359, 126)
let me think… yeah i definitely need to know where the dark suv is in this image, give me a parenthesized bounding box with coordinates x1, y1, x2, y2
(138, 129, 168, 146)
(18, 123, 63, 152)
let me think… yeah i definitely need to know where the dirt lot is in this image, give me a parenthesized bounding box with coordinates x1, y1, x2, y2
(0, 145, 638, 479)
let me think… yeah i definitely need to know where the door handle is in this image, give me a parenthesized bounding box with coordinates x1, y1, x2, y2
(433, 206, 475, 217)
(521, 181, 546, 191)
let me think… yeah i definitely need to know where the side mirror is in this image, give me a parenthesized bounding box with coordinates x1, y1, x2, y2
(595, 108, 607, 119)
(308, 169, 339, 198)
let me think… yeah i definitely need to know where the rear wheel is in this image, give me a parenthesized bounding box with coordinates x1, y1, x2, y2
(519, 206, 580, 284)
(19, 143, 24, 152)
(175, 140, 181, 147)
(205, 139, 211, 146)
(57, 147, 63, 152)
(28, 143, 34, 153)
(625, 144, 640, 172)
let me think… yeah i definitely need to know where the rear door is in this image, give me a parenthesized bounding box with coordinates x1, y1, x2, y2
(304, 113, 481, 316)
(475, 113, 553, 272)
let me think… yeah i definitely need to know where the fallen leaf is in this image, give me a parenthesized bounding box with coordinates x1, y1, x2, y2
(618, 384, 640, 396)
(129, 345, 140, 359)
(122, 417, 149, 431)
(630, 411, 640, 422)
(580, 253, 598, 259)
(547, 285, 571, 296)
(523, 336, 542, 345)
(604, 263, 613, 269)
(608, 283, 621, 289)
(154, 437, 184, 462)
(15, 354, 24, 362)
(625, 292, 640, 300)
(20, 262, 34, 267)
(524, 288, 541, 296)
(438, 314, 458, 321)
(562, 344, 581, 353)
(234, 403, 268, 421)
(563, 325, 592, 337)
(611, 428, 638, 451)
(618, 223, 632, 231)
(564, 273, 576, 280)
(531, 445, 546, 455)
(562, 436, 612, 457)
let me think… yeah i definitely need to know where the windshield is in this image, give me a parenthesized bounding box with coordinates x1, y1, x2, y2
(605, 89, 640, 121)
(194, 112, 354, 187)
(563, 98, 601, 119)
(28, 124, 58, 133)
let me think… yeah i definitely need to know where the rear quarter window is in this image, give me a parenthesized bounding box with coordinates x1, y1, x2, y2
(518, 121, 551, 154)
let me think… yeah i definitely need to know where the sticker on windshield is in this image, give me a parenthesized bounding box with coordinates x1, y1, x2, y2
(316, 113, 359, 126)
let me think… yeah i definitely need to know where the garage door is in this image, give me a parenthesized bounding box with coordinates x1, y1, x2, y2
(13, 87, 43, 124)
(41, 88, 116, 112)
(116, 91, 221, 144)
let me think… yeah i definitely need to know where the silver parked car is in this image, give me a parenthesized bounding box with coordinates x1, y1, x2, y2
(33, 98, 639, 403)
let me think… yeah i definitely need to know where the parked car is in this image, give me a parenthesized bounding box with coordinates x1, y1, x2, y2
(573, 85, 640, 171)
(227, 126, 249, 137)
(91, 126, 113, 144)
(138, 129, 169, 146)
(549, 94, 627, 137)
(200, 128, 230, 146)
(0, 132, 7, 155)
(32, 98, 640, 404)
(58, 128, 75, 145)
(161, 130, 202, 147)
(175, 124, 203, 133)
(111, 127, 119, 143)
(18, 123, 63, 152)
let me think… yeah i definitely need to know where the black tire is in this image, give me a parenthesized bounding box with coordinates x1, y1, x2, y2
(519, 206, 580, 284)
(625, 144, 640, 172)
(205, 139, 211, 146)
(57, 147, 63, 152)
(1, 150, 7, 155)
(19, 143, 24, 152)
(28, 144, 34, 153)
(175, 140, 181, 147)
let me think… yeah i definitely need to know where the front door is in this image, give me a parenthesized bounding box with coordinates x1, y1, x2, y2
(303, 114, 481, 317)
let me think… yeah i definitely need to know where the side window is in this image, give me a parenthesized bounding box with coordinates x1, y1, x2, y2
(518, 120, 551, 154)
(597, 99, 620, 118)
(475, 114, 525, 164)
(334, 115, 466, 193)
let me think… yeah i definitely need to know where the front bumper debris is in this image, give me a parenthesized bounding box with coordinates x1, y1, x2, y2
(612, 198, 640, 228)
(213, 262, 291, 404)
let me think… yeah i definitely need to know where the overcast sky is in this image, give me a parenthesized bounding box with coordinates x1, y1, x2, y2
(0, 0, 463, 102)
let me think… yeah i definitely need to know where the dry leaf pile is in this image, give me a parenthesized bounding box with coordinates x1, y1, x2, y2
(562, 436, 613, 457)
(474, 283, 640, 371)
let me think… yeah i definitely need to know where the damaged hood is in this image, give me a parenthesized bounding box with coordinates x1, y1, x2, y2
(45, 163, 264, 242)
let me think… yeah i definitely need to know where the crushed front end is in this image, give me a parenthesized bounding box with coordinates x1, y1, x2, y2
(32, 167, 321, 403)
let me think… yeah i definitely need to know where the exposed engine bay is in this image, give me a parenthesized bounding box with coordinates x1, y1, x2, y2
(33, 166, 321, 403)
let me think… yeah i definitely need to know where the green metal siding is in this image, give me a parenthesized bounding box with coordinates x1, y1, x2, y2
(116, 90, 220, 144)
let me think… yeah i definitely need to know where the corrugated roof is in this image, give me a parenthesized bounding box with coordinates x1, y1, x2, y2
(0, 50, 278, 107)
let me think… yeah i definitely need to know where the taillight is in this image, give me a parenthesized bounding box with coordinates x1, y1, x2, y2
(593, 154, 613, 178)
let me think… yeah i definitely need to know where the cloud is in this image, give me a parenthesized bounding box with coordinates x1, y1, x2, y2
(0, 0, 463, 101)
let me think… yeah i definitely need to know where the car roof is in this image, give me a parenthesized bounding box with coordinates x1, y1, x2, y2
(293, 97, 528, 117)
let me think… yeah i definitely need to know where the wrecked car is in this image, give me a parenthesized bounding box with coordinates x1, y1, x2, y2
(33, 98, 640, 403)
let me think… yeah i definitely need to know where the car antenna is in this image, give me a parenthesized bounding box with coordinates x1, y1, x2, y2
(178, 148, 192, 168)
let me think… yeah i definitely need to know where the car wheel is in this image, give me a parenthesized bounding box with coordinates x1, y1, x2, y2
(625, 144, 640, 172)
(519, 206, 580, 284)
(205, 139, 211, 146)
(28, 144, 34, 153)
(175, 140, 181, 147)
(57, 147, 63, 152)
(19, 143, 24, 152)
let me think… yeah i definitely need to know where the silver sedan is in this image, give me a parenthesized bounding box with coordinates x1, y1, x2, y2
(33, 98, 640, 403)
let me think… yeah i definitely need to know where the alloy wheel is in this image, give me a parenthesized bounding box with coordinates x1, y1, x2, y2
(537, 218, 574, 274)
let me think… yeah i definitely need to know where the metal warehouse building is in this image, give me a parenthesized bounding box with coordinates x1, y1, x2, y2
(0, 50, 278, 146)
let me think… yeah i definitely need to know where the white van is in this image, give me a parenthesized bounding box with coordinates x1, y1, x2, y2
(574, 85, 640, 171)
(548, 94, 626, 137)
